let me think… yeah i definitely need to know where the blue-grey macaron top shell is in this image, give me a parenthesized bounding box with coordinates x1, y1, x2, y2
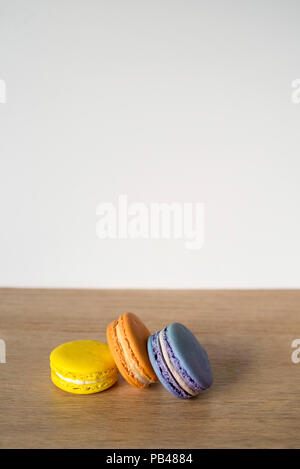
(165, 323, 213, 392)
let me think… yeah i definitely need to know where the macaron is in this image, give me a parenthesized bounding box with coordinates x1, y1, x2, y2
(50, 340, 118, 394)
(107, 312, 157, 388)
(147, 323, 213, 399)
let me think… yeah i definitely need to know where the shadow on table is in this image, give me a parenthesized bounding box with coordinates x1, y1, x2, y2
(207, 336, 254, 396)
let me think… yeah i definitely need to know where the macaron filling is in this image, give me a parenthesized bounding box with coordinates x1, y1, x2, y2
(115, 323, 151, 386)
(149, 332, 191, 399)
(55, 372, 105, 385)
(158, 330, 198, 396)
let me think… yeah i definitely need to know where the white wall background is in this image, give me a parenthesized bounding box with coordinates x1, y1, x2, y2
(0, 0, 300, 288)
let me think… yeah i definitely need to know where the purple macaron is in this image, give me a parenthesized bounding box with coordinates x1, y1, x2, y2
(147, 323, 213, 399)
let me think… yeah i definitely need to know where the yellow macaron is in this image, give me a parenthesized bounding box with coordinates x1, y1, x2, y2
(50, 340, 118, 394)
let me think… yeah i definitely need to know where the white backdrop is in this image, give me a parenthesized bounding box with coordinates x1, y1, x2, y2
(1, 0, 300, 288)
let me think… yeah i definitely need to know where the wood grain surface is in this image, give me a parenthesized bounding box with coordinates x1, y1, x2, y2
(0, 288, 300, 449)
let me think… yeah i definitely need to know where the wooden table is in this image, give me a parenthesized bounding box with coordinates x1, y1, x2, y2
(1, 288, 299, 449)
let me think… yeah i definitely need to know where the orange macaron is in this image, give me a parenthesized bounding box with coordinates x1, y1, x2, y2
(107, 312, 157, 388)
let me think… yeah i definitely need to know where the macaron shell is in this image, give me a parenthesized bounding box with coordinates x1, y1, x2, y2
(107, 319, 142, 388)
(51, 369, 118, 395)
(165, 323, 213, 391)
(120, 313, 157, 383)
(50, 340, 116, 376)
